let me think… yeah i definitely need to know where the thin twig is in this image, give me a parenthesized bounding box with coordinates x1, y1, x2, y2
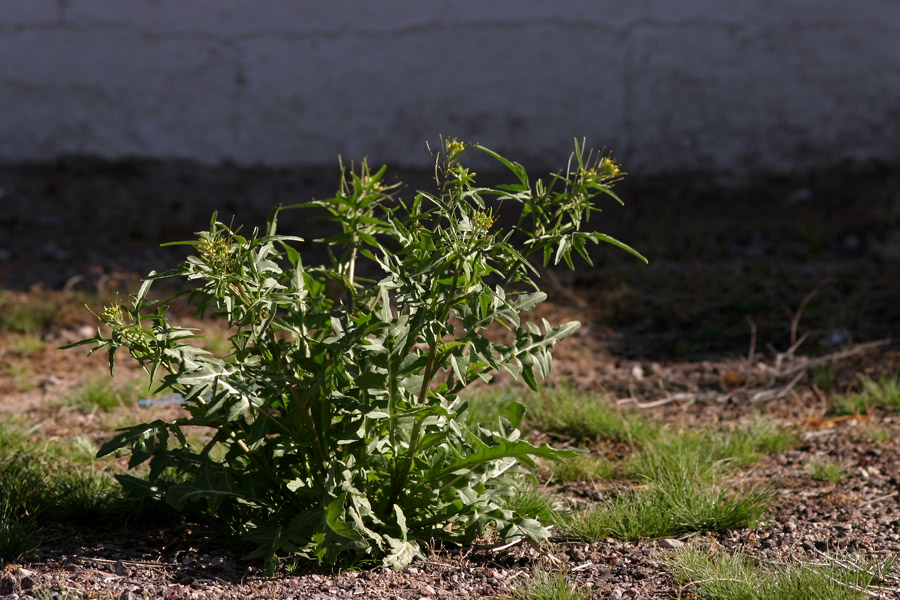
(863, 491, 899, 506)
(746, 316, 757, 364)
(750, 371, 805, 402)
(803, 428, 837, 439)
(619, 396, 679, 409)
(791, 285, 826, 347)
(620, 393, 695, 409)
(81, 557, 171, 569)
(777, 340, 891, 378)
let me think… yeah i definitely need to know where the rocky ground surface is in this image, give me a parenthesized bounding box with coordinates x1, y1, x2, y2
(1, 157, 900, 598)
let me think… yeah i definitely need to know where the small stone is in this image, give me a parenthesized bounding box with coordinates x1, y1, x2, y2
(112, 560, 131, 576)
(657, 538, 684, 549)
(39, 376, 59, 391)
(0, 575, 16, 595)
(19, 575, 36, 591)
(13, 568, 37, 590)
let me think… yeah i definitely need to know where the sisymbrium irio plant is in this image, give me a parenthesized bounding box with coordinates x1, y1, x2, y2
(66, 139, 646, 570)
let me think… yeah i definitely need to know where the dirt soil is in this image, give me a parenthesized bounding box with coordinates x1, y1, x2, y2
(2, 157, 900, 598)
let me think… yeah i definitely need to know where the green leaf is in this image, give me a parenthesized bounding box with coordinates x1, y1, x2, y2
(383, 537, 423, 569)
(507, 517, 550, 544)
(324, 493, 365, 543)
(520, 362, 539, 391)
(499, 400, 527, 429)
(473, 144, 529, 187)
(591, 233, 648, 264)
(439, 436, 577, 479)
(167, 478, 245, 511)
(114, 473, 166, 500)
(513, 291, 546, 312)
(393, 504, 409, 540)
(554, 236, 572, 266)
(450, 354, 469, 385)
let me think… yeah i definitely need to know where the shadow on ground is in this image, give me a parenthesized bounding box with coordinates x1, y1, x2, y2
(2, 156, 898, 360)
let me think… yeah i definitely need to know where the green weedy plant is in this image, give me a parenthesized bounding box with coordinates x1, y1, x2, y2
(65, 139, 645, 569)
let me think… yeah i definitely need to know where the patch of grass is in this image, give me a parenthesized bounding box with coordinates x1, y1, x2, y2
(561, 420, 783, 541)
(815, 364, 837, 392)
(628, 421, 797, 482)
(42, 435, 102, 465)
(0, 293, 59, 335)
(866, 426, 892, 443)
(505, 568, 591, 600)
(0, 456, 51, 561)
(806, 457, 848, 483)
(832, 376, 900, 415)
(464, 388, 519, 429)
(0, 454, 126, 523)
(1, 423, 103, 466)
(5, 361, 37, 391)
(563, 469, 771, 541)
(0, 441, 144, 561)
(67, 373, 152, 413)
(739, 419, 801, 455)
(502, 484, 565, 526)
(469, 391, 790, 545)
(547, 452, 617, 483)
(0, 419, 36, 451)
(200, 324, 234, 359)
(0, 509, 41, 562)
(464, 387, 657, 444)
(522, 387, 658, 443)
(44, 467, 126, 521)
(665, 546, 895, 600)
(8, 332, 46, 355)
(629, 437, 720, 484)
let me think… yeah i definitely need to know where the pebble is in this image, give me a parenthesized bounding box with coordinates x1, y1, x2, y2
(112, 560, 131, 576)
(657, 538, 684, 549)
(569, 547, 587, 561)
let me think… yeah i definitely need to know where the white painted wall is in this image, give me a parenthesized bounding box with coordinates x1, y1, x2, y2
(1, 1, 899, 176)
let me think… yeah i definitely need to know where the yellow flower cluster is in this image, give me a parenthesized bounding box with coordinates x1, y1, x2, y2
(197, 236, 233, 271)
(445, 138, 467, 159)
(473, 210, 496, 233)
(598, 157, 620, 180)
(100, 304, 126, 328)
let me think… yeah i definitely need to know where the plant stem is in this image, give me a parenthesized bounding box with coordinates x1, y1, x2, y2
(286, 379, 328, 481)
(386, 254, 463, 512)
(226, 428, 302, 509)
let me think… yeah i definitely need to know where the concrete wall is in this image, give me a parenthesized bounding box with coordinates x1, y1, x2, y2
(2, 1, 899, 177)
